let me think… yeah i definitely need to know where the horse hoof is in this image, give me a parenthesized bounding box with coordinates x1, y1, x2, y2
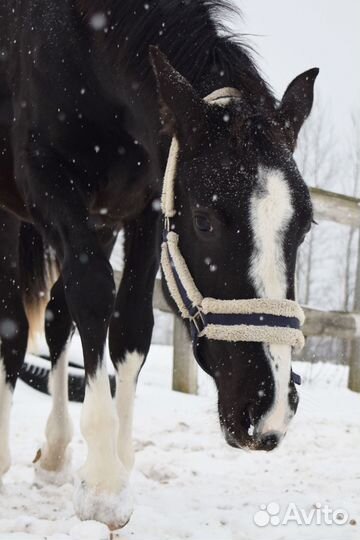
(34, 448, 73, 486)
(34, 463, 73, 486)
(73, 480, 133, 530)
(70, 521, 112, 539)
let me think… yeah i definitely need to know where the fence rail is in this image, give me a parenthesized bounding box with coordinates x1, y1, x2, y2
(310, 187, 360, 393)
(310, 187, 360, 228)
(117, 186, 360, 395)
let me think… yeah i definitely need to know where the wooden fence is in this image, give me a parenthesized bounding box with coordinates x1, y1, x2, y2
(116, 187, 360, 395)
(308, 187, 360, 394)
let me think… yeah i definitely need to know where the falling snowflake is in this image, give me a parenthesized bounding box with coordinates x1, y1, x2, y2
(89, 12, 108, 31)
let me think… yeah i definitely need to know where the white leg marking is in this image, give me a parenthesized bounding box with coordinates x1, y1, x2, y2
(0, 358, 12, 479)
(115, 351, 144, 471)
(74, 364, 133, 529)
(250, 167, 294, 437)
(35, 347, 73, 484)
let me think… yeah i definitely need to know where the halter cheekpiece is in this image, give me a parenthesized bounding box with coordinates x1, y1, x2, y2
(160, 88, 304, 385)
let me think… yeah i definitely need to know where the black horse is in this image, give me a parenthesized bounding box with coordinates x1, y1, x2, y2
(0, 0, 317, 529)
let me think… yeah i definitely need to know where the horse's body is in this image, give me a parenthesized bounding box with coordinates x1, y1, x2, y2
(0, 0, 317, 528)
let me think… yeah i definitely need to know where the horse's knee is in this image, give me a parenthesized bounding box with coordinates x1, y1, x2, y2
(63, 257, 115, 350)
(45, 279, 74, 357)
(64, 256, 115, 308)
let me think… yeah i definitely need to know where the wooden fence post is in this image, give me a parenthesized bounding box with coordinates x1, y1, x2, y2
(349, 231, 360, 392)
(172, 318, 198, 395)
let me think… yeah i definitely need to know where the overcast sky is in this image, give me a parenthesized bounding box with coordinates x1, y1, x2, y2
(229, 1, 358, 311)
(231, 0, 359, 140)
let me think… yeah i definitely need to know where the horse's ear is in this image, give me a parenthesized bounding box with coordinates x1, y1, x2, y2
(149, 46, 207, 144)
(277, 68, 319, 151)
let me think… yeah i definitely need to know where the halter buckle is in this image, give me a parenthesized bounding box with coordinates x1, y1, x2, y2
(190, 310, 206, 335)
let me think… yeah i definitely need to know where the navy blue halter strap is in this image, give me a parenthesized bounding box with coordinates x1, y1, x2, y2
(204, 312, 301, 330)
(162, 232, 302, 385)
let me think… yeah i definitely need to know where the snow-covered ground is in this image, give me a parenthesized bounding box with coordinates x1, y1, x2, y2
(1, 340, 359, 540)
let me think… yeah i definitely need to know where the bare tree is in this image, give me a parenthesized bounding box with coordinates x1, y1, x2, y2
(295, 98, 338, 308)
(342, 114, 360, 313)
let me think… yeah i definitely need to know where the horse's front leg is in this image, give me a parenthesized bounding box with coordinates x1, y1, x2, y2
(36, 230, 117, 485)
(60, 237, 133, 529)
(19, 141, 133, 527)
(0, 288, 28, 481)
(109, 203, 160, 472)
(34, 277, 75, 485)
(0, 212, 28, 482)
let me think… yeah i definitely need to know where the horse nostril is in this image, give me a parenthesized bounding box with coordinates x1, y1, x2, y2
(260, 432, 279, 451)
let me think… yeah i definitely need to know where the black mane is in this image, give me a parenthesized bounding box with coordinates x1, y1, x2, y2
(79, 0, 275, 105)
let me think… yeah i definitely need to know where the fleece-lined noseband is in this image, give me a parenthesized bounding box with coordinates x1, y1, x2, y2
(160, 88, 304, 384)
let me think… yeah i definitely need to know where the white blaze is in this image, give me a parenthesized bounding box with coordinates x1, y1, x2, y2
(249, 167, 294, 437)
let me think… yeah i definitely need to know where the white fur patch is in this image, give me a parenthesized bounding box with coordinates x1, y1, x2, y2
(0, 358, 12, 479)
(250, 168, 293, 299)
(116, 351, 144, 471)
(35, 347, 73, 483)
(249, 167, 294, 438)
(259, 344, 295, 436)
(74, 364, 132, 528)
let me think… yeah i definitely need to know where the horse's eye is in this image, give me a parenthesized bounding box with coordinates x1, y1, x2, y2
(194, 214, 213, 233)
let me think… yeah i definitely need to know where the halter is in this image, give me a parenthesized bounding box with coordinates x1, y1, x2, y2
(160, 88, 304, 384)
